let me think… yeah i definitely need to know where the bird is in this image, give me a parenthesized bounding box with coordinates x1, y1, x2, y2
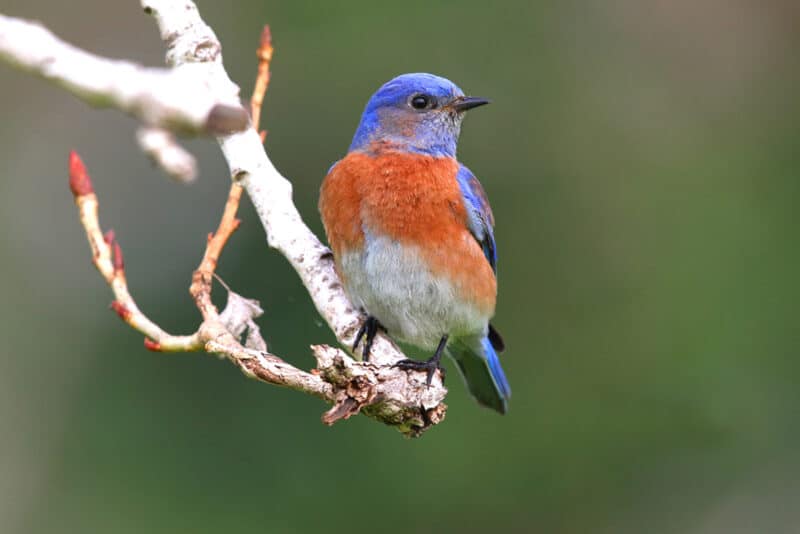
(319, 73, 510, 414)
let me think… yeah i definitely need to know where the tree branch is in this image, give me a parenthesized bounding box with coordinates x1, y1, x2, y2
(136, 127, 198, 183)
(0, 14, 247, 135)
(68, 151, 445, 435)
(1, 2, 448, 436)
(69, 151, 203, 352)
(251, 25, 273, 143)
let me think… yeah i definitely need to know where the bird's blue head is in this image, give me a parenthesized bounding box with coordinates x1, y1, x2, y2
(349, 73, 489, 158)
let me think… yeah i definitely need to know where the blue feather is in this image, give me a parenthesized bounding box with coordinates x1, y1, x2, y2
(483, 337, 511, 399)
(456, 165, 497, 272)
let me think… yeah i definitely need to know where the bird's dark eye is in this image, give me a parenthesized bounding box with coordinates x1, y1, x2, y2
(410, 94, 435, 110)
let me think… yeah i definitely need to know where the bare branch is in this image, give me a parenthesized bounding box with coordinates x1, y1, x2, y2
(189, 183, 243, 321)
(251, 25, 273, 142)
(69, 151, 203, 352)
(69, 151, 445, 435)
(0, 14, 247, 135)
(136, 127, 197, 183)
(68, 153, 327, 404)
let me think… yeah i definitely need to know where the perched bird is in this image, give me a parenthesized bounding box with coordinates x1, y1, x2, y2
(319, 73, 510, 414)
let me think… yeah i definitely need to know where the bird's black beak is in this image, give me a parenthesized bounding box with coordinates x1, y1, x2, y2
(450, 96, 491, 112)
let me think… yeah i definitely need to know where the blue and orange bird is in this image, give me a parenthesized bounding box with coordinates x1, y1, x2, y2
(319, 73, 511, 413)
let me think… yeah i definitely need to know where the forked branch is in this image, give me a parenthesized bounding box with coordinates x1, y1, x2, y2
(1, 1, 448, 436)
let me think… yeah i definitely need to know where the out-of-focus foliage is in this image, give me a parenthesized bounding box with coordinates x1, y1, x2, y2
(1, 1, 798, 533)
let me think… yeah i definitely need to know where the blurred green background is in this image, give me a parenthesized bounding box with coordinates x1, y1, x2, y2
(2, 1, 799, 533)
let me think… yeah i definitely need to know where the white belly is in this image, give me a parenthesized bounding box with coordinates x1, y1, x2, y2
(339, 235, 489, 350)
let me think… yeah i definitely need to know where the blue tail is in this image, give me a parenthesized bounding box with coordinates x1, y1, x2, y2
(447, 334, 511, 414)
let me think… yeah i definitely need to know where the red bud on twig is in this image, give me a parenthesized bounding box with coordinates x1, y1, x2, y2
(110, 301, 131, 321)
(144, 338, 162, 351)
(258, 25, 273, 59)
(68, 151, 94, 197)
(113, 241, 124, 272)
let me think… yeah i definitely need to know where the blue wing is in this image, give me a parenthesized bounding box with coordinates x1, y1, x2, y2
(456, 165, 497, 272)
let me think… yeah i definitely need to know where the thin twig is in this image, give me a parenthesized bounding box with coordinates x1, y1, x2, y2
(68, 149, 334, 397)
(136, 127, 197, 183)
(251, 25, 273, 142)
(69, 151, 202, 352)
(188, 23, 274, 323)
(189, 184, 243, 321)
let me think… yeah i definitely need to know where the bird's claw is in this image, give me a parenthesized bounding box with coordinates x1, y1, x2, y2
(352, 315, 381, 362)
(392, 358, 445, 386)
(392, 334, 449, 386)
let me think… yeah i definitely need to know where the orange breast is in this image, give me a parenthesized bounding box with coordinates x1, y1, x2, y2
(319, 151, 496, 314)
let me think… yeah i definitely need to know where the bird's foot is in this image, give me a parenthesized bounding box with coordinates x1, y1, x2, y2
(393, 358, 446, 386)
(352, 315, 381, 362)
(393, 334, 448, 386)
